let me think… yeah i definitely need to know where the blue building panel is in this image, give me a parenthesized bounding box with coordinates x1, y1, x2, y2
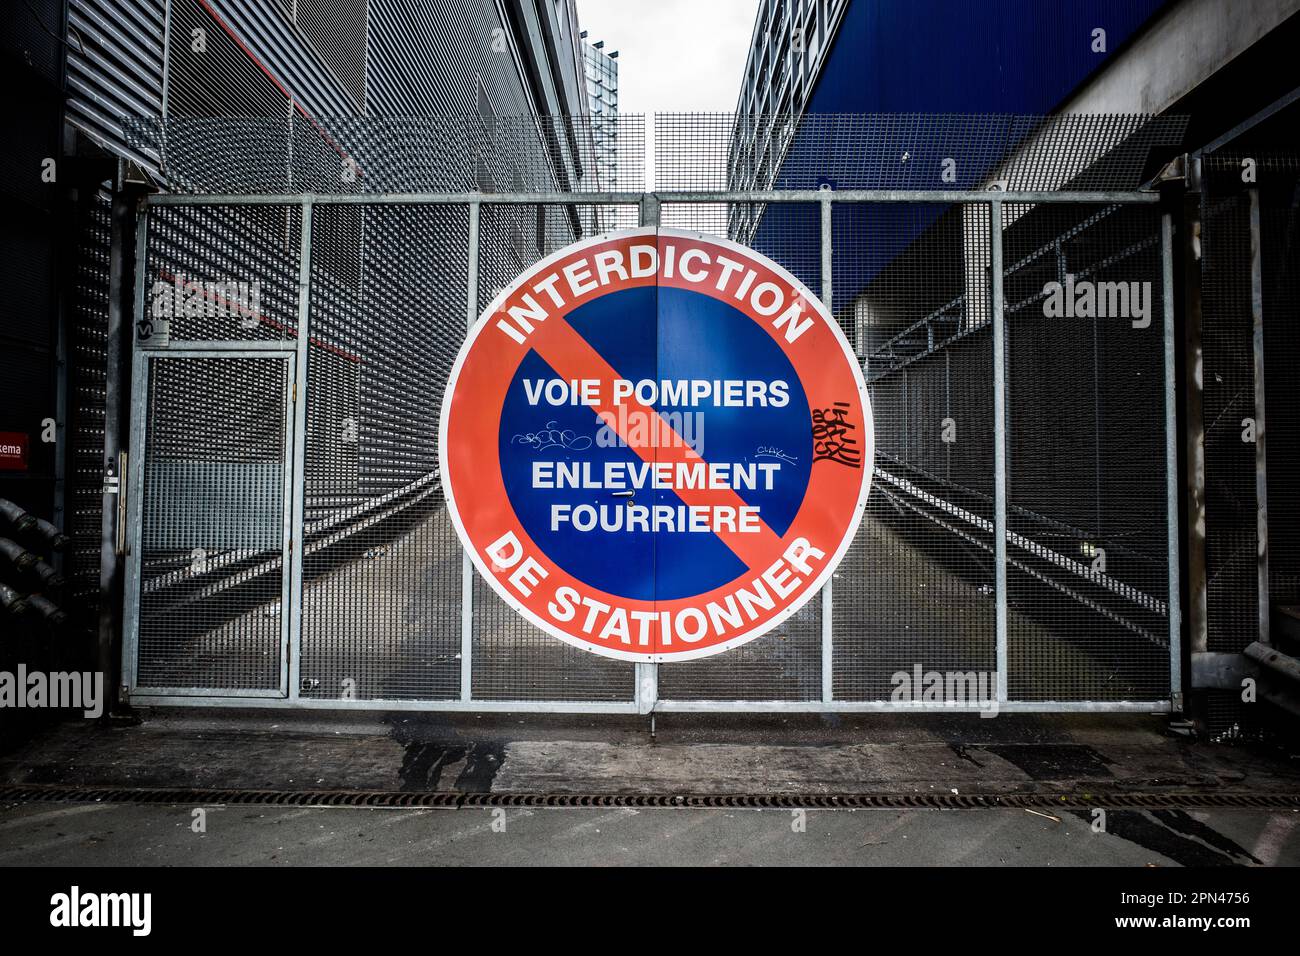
(750, 1, 1173, 305)
(809, 0, 1169, 117)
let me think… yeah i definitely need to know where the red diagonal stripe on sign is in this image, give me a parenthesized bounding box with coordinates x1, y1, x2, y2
(529, 318, 786, 571)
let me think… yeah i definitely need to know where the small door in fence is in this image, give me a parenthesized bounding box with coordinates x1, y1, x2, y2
(128, 351, 296, 696)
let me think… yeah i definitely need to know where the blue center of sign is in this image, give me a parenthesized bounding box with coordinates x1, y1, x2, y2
(498, 284, 812, 601)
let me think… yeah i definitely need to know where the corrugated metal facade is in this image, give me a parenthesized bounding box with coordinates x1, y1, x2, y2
(63, 1, 573, 157)
(66, 0, 166, 168)
(192, 0, 362, 117)
(291, 0, 369, 109)
(64, 0, 590, 181)
(68, 192, 113, 620)
(368, 0, 533, 118)
(59, 0, 597, 706)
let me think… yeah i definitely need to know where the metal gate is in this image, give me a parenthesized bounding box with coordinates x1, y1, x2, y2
(119, 113, 1185, 713)
(129, 351, 295, 697)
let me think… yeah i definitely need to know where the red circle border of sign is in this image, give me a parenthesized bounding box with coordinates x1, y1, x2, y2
(439, 227, 874, 662)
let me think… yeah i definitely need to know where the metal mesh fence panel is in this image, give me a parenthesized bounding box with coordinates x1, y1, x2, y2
(1197, 155, 1300, 655)
(477, 202, 640, 298)
(1259, 168, 1300, 623)
(122, 113, 1186, 711)
(659, 201, 730, 238)
(1002, 201, 1169, 700)
(656, 201, 823, 701)
(134, 202, 303, 692)
(1199, 186, 1258, 654)
(298, 204, 470, 701)
(142, 203, 303, 344)
(136, 354, 290, 690)
(470, 202, 638, 701)
(833, 202, 996, 700)
(126, 114, 647, 195)
(656, 113, 1186, 196)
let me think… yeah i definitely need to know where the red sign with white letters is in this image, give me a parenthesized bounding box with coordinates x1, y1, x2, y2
(0, 431, 28, 471)
(440, 228, 873, 661)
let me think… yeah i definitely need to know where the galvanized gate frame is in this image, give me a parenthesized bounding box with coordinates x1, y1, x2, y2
(121, 186, 1181, 714)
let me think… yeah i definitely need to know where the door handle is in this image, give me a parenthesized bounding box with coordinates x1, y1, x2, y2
(611, 490, 635, 499)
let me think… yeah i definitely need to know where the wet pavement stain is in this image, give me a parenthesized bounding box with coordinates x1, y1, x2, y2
(1064, 809, 1260, 866)
(396, 741, 505, 792)
(984, 744, 1113, 780)
(453, 742, 506, 792)
(1149, 809, 1263, 865)
(949, 743, 984, 768)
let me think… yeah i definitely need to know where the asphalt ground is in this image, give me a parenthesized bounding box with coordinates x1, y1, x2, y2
(4, 711, 1299, 796)
(1, 710, 1298, 866)
(1, 801, 1296, 866)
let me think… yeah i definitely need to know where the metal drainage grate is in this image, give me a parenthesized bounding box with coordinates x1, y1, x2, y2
(0, 785, 1297, 810)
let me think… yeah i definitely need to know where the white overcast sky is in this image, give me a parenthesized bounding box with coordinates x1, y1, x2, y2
(577, 0, 761, 114)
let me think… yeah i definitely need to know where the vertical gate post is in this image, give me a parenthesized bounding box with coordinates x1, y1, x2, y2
(461, 200, 481, 702)
(1162, 212, 1183, 708)
(119, 204, 151, 698)
(287, 201, 313, 699)
(1248, 189, 1269, 645)
(820, 189, 834, 703)
(990, 199, 1008, 704)
(1182, 180, 1209, 662)
(636, 193, 659, 714)
(101, 185, 135, 711)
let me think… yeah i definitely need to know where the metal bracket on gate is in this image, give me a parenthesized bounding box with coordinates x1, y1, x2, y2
(105, 450, 128, 556)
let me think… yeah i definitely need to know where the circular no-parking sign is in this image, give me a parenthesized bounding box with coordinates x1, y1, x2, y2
(440, 227, 873, 661)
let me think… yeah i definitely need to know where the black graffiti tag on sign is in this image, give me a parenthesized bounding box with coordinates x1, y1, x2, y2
(812, 401, 862, 468)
